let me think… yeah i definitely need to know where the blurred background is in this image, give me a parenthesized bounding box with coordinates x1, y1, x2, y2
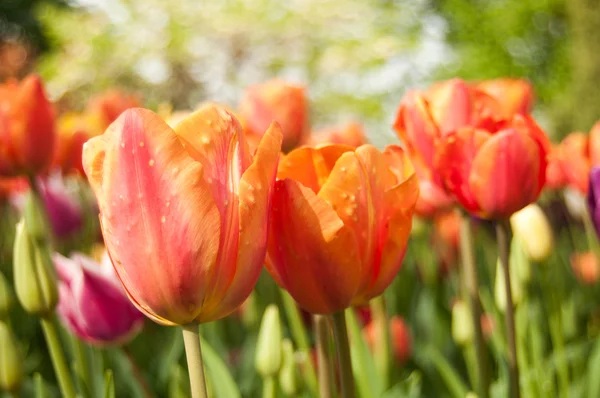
(2, 0, 599, 146)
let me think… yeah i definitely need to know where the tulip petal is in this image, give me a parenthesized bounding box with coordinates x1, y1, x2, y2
(266, 179, 361, 314)
(427, 78, 472, 135)
(277, 145, 353, 193)
(318, 145, 397, 293)
(469, 129, 543, 219)
(435, 127, 491, 215)
(174, 105, 253, 321)
(83, 108, 221, 326)
(201, 122, 283, 321)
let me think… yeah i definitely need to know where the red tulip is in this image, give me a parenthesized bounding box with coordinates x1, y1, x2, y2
(239, 79, 308, 152)
(0, 75, 55, 176)
(83, 104, 283, 325)
(265, 144, 419, 314)
(364, 316, 412, 364)
(433, 114, 549, 219)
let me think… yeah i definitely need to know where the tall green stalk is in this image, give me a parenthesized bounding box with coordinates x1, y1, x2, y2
(495, 221, 520, 398)
(314, 315, 334, 398)
(40, 317, 76, 398)
(331, 311, 356, 398)
(181, 325, 208, 398)
(459, 212, 490, 398)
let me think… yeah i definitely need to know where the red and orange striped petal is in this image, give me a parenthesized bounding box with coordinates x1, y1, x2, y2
(200, 122, 283, 322)
(277, 145, 353, 193)
(435, 127, 491, 215)
(469, 129, 544, 219)
(83, 108, 221, 326)
(266, 179, 361, 314)
(427, 78, 472, 135)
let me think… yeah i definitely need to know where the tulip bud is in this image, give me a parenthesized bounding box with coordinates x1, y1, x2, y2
(510, 204, 553, 262)
(13, 220, 58, 316)
(0, 272, 13, 319)
(494, 256, 523, 313)
(278, 339, 299, 396)
(23, 190, 50, 242)
(255, 305, 282, 377)
(0, 321, 23, 392)
(451, 300, 473, 345)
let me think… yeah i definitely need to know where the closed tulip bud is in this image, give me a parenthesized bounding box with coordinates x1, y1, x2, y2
(510, 204, 553, 262)
(266, 145, 419, 314)
(0, 321, 23, 392)
(435, 115, 550, 219)
(255, 305, 282, 377)
(239, 79, 308, 152)
(13, 220, 58, 316)
(0, 272, 13, 319)
(278, 339, 299, 396)
(570, 252, 599, 285)
(53, 253, 145, 346)
(83, 105, 282, 325)
(23, 189, 50, 241)
(494, 257, 523, 313)
(451, 300, 473, 345)
(39, 175, 83, 239)
(0, 75, 56, 177)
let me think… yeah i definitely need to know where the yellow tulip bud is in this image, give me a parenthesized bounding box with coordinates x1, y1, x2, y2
(451, 300, 473, 346)
(0, 321, 23, 392)
(278, 339, 299, 396)
(13, 220, 58, 316)
(510, 204, 553, 262)
(255, 305, 282, 377)
(0, 273, 13, 320)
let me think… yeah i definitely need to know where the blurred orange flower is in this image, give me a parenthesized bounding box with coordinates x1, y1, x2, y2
(546, 122, 600, 194)
(571, 252, 599, 285)
(239, 79, 308, 153)
(83, 105, 282, 325)
(265, 144, 419, 314)
(0, 74, 55, 176)
(364, 316, 412, 364)
(86, 89, 140, 135)
(473, 78, 534, 119)
(307, 122, 368, 147)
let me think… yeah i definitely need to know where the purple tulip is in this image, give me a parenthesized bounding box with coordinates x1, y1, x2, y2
(588, 167, 600, 237)
(40, 175, 83, 239)
(53, 252, 145, 346)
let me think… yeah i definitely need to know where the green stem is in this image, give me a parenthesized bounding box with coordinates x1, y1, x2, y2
(331, 311, 356, 398)
(459, 212, 490, 398)
(495, 221, 520, 398)
(181, 325, 208, 398)
(123, 346, 154, 398)
(72, 337, 94, 398)
(369, 297, 390, 388)
(314, 315, 334, 398)
(40, 317, 76, 398)
(280, 289, 318, 391)
(262, 377, 276, 398)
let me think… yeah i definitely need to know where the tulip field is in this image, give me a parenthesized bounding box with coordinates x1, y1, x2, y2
(3, 2, 600, 398)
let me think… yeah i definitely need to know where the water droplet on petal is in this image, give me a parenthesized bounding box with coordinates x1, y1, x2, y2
(139, 141, 145, 147)
(341, 193, 349, 199)
(161, 215, 166, 223)
(345, 208, 354, 216)
(341, 167, 347, 172)
(201, 136, 211, 145)
(172, 167, 179, 174)
(166, 201, 170, 207)
(149, 159, 155, 167)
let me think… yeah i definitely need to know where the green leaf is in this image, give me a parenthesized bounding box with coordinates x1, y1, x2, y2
(104, 370, 115, 398)
(417, 345, 469, 398)
(34, 373, 48, 398)
(587, 337, 600, 398)
(200, 336, 241, 398)
(346, 309, 383, 398)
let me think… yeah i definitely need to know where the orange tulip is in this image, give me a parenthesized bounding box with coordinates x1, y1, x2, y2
(307, 122, 368, 147)
(238, 79, 308, 153)
(434, 114, 549, 219)
(52, 113, 91, 175)
(86, 89, 140, 135)
(474, 78, 534, 119)
(546, 122, 600, 194)
(83, 104, 283, 325)
(0, 74, 55, 176)
(265, 144, 419, 314)
(364, 316, 412, 364)
(571, 252, 599, 285)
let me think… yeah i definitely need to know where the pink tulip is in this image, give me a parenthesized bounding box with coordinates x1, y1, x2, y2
(53, 252, 145, 346)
